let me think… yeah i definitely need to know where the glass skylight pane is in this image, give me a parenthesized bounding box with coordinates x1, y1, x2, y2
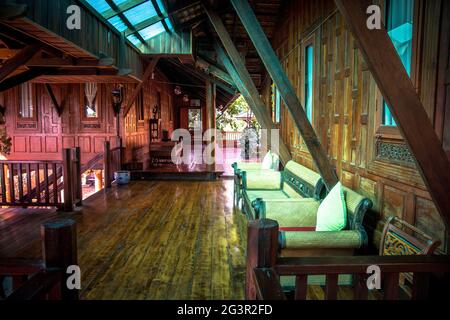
(138, 21, 165, 40)
(164, 18, 173, 31)
(123, 1, 157, 26)
(127, 34, 141, 46)
(112, 0, 128, 6)
(108, 16, 128, 32)
(86, 0, 111, 14)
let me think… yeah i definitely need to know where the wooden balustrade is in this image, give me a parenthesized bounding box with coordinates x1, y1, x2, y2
(0, 148, 82, 211)
(103, 139, 124, 189)
(247, 219, 450, 300)
(0, 219, 78, 300)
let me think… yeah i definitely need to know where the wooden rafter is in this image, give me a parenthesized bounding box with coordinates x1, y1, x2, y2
(210, 31, 291, 165)
(0, 45, 41, 83)
(335, 0, 450, 231)
(151, 0, 170, 33)
(0, 68, 47, 93)
(102, 0, 147, 19)
(229, 0, 338, 190)
(124, 58, 160, 117)
(104, 0, 148, 46)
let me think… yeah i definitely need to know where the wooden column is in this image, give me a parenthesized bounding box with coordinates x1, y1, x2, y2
(42, 219, 79, 300)
(228, 0, 338, 190)
(205, 80, 216, 170)
(208, 24, 292, 165)
(335, 0, 450, 231)
(103, 141, 111, 188)
(62, 149, 73, 212)
(72, 147, 82, 206)
(246, 219, 279, 300)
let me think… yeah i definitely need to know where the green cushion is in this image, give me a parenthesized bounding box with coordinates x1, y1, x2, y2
(245, 190, 289, 203)
(315, 182, 347, 231)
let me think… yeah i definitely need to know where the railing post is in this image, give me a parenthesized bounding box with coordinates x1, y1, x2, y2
(42, 219, 78, 300)
(246, 219, 279, 300)
(63, 148, 73, 212)
(118, 137, 124, 171)
(104, 141, 112, 188)
(72, 147, 82, 206)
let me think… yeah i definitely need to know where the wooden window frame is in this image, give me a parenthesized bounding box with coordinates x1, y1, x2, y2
(16, 82, 38, 131)
(375, 0, 424, 140)
(136, 88, 145, 126)
(79, 84, 104, 132)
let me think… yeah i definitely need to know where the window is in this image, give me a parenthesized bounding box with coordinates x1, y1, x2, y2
(84, 83, 99, 119)
(272, 84, 281, 123)
(19, 82, 35, 119)
(382, 0, 415, 126)
(304, 45, 314, 123)
(188, 109, 202, 131)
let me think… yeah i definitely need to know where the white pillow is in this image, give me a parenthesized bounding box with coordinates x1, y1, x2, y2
(261, 151, 273, 169)
(315, 182, 347, 231)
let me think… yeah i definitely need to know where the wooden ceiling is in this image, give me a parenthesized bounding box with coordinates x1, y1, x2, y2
(165, 0, 283, 90)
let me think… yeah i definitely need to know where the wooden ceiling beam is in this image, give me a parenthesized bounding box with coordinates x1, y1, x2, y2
(0, 68, 47, 93)
(203, 5, 291, 165)
(335, 0, 450, 231)
(230, 0, 338, 190)
(0, 44, 41, 83)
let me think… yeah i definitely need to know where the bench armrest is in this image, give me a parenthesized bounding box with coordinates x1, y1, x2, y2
(280, 230, 365, 249)
(253, 199, 319, 226)
(242, 171, 282, 190)
(232, 162, 264, 174)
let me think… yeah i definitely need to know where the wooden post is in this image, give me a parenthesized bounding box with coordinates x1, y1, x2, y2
(41, 219, 78, 300)
(62, 148, 73, 212)
(95, 170, 103, 192)
(246, 219, 279, 300)
(104, 141, 111, 188)
(72, 147, 82, 206)
(228, 0, 339, 190)
(205, 80, 216, 171)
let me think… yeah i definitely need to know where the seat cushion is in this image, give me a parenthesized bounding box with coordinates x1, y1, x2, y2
(245, 190, 290, 203)
(316, 182, 347, 231)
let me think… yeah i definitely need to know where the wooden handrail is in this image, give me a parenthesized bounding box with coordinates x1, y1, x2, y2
(0, 259, 44, 276)
(275, 255, 450, 275)
(6, 269, 62, 300)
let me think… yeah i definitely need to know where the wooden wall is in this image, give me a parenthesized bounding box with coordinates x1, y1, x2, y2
(124, 69, 175, 168)
(261, 0, 448, 251)
(0, 69, 175, 168)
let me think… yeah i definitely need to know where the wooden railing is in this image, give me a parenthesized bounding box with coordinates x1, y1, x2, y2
(0, 219, 78, 300)
(0, 148, 81, 210)
(0, 160, 64, 208)
(247, 219, 450, 300)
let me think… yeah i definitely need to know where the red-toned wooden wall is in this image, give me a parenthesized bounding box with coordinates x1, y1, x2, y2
(0, 69, 176, 168)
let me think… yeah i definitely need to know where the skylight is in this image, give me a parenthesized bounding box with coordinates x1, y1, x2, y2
(83, 0, 172, 51)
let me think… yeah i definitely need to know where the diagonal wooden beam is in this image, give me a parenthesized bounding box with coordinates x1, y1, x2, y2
(0, 68, 47, 93)
(228, 0, 338, 190)
(213, 39, 291, 165)
(44, 84, 64, 117)
(124, 58, 159, 117)
(0, 45, 41, 83)
(335, 0, 450, 231)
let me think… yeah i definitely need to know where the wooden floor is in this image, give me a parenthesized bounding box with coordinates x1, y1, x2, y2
(0, 180, 248, 300)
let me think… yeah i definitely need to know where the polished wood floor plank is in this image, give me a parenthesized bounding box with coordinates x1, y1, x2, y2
(0, 180, 247, 300)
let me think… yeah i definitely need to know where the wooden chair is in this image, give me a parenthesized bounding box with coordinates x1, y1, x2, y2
(380, 216, 441, 297)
